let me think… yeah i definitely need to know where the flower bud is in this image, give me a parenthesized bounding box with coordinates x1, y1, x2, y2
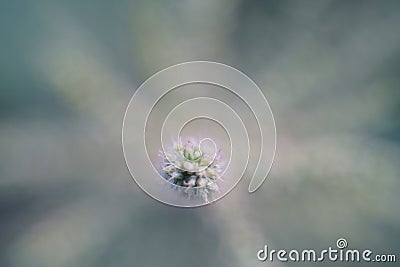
(193, 150, 201, 159)
(184, 177, 196, 187)
(197, 178, 207, 187)
(182, 161, 194, 172)
(207, 168, 216, 177)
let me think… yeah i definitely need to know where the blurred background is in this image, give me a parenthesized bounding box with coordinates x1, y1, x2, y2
(1, 0, 399, 266)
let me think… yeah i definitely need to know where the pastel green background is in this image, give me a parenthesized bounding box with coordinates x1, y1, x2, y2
(1, 1, 399, 266)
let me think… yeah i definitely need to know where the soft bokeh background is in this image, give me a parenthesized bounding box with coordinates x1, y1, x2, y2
(1, 0, 399, 266)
